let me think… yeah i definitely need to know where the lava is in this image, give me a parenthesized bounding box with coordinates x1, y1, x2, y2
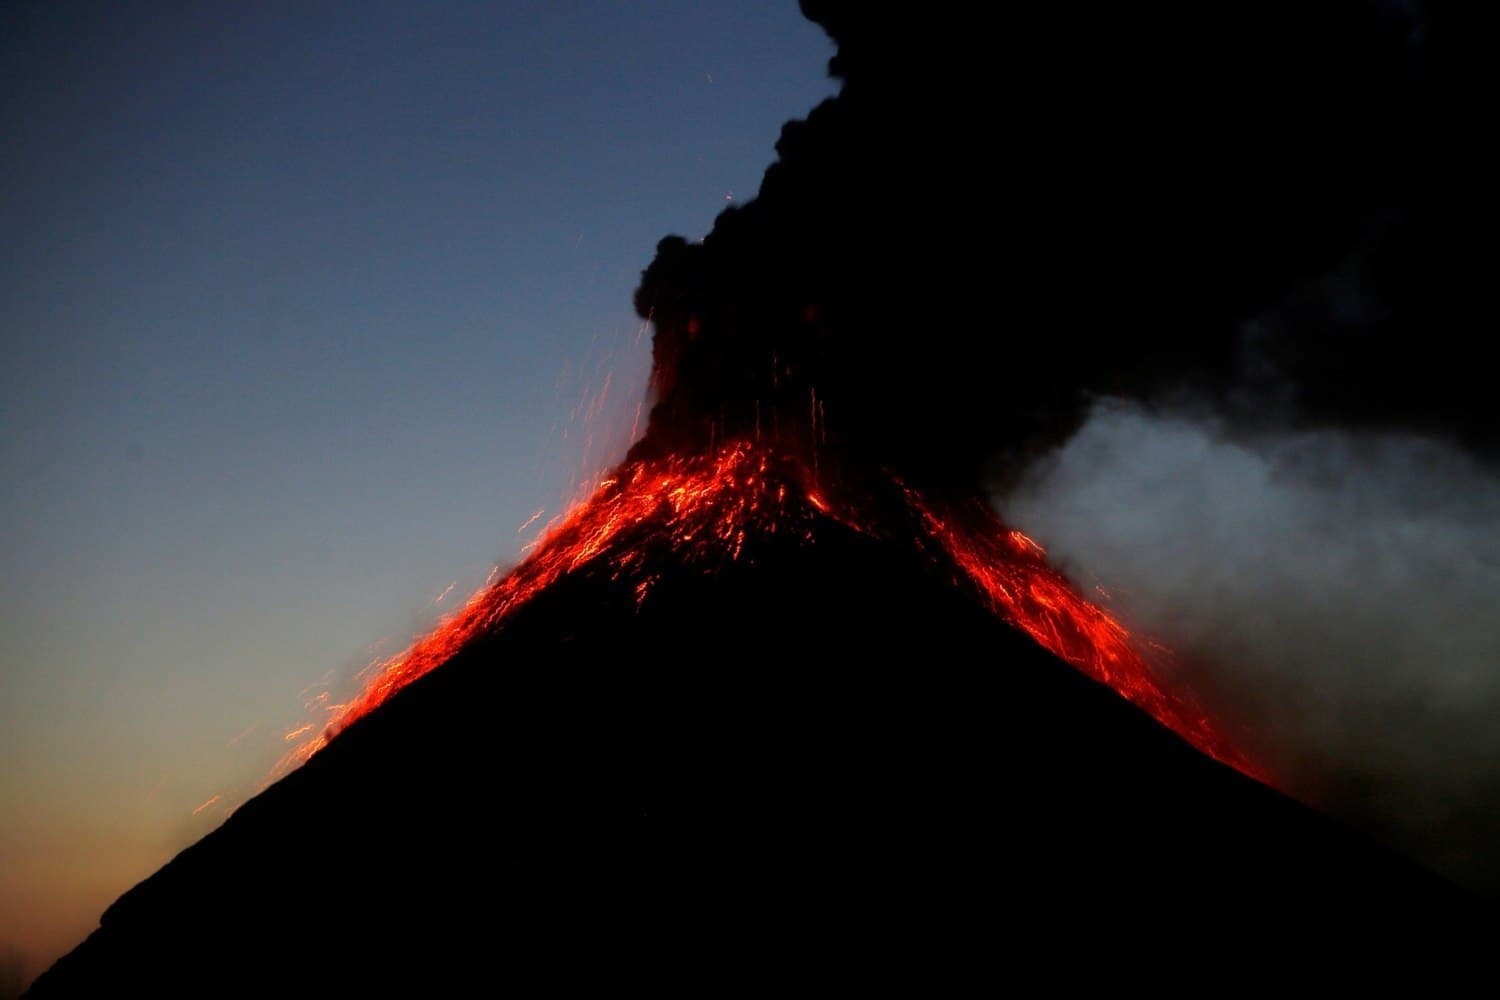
(280, 438, 1249, 776)
(903, 489, 1250, 772)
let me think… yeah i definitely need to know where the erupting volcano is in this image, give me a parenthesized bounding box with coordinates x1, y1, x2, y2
(28, 2, 1482, 994)
(289, 436, 1245, 778)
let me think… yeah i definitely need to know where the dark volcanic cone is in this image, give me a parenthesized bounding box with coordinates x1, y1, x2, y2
(26, 489, 1480, 994)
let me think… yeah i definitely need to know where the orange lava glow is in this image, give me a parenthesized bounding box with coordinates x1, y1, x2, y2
(903, 489, 1252, 773)
(278, 439, 1249, 777)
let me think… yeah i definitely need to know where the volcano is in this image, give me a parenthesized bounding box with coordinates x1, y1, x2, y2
(26, 442, 1480, 994)
(26, 2, 1489, 991)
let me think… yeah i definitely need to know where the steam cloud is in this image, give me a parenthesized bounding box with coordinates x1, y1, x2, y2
(631, 1, 1496, 888)
(1005, 404, 1500, 892)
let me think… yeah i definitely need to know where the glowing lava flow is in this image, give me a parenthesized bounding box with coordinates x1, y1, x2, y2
(280, 439, 1248, 776)
(903, 490, 1251, 773)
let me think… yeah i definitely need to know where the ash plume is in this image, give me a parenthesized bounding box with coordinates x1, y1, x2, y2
(630, 0, 1468, 489)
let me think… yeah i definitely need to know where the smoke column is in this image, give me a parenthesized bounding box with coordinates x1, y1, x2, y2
(631, 1, 1434, 488)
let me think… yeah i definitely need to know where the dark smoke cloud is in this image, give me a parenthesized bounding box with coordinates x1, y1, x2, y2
(630, 1, 1471, 489)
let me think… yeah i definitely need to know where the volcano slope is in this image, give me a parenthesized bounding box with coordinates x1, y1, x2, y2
(27, 473, 1478, 994)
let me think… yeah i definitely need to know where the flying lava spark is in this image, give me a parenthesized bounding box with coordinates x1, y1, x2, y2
(279, 431, 1250, 777)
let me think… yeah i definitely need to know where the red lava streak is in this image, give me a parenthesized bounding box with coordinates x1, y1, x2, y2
(280, 440, 1250, 776)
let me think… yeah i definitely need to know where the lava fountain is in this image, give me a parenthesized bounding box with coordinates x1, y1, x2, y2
(279, 432, 1250, 777)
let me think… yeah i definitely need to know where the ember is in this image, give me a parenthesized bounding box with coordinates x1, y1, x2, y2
(281, 436, 1248, 776)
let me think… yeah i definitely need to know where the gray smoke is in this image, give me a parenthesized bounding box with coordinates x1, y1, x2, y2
(1002, 401, 1500, 893)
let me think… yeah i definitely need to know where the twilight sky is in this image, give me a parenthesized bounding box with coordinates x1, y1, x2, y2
(0, 2, 834, 983)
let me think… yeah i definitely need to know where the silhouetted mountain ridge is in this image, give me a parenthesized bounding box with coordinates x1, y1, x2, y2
(27, 513, 1481, 993)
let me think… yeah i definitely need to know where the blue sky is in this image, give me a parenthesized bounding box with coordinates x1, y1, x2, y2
(0, 2, 835, 980)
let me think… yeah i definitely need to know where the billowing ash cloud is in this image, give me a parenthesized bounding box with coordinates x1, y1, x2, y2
(628, 1, 1483, 489)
